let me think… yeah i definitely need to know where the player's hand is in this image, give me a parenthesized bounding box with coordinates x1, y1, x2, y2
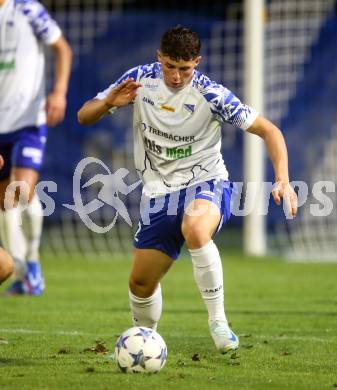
(46, 91, 67, 127)
(0, 154, 4, 170)
(104, 78, 142, 108)
(272, 181, 298, 218)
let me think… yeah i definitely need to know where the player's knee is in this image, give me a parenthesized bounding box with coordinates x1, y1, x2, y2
(182, 222, 212, 249)
(0, 249, 14, 284)
(129, 275, 157, 298)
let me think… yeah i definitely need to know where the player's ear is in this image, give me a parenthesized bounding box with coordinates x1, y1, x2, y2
(194, 56, 202, 67)
(157, 50, 162, 63)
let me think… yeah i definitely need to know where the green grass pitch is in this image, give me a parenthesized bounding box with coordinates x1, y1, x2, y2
(0, 253, 337, 389)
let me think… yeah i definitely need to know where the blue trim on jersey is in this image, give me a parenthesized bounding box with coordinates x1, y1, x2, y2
(99, 62, 255, 129)
(16, 0, 58, 42)
(139, 62, 161, 80)
(224, 92, 235, 104)
(193, 69, 255, 129)
(114, 67, 140, 86)
(203, 92, 218, 101)
(114, 63, 162, 88)
(133, 179, 233, 260)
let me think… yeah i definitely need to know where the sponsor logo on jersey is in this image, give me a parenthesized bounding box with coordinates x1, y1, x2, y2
(0, 60, 15, 71)
(143, 136, 162, 155)
(144, 82, 159, 91)
(142, 122, 195, 143)
(160, 104, 175, 112)
(143, 135, 193, 160)
(166, 145, 192, 159)
(143, 97, 154, 106)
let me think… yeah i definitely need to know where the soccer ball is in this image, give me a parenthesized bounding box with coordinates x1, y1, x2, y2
(115, 326, 167, 373)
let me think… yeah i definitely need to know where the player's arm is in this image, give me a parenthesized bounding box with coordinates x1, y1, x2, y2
(77, 78, 142, 125)
(19, 1, 72, 127)
(47, 35, 73, 127)
(246, 115, 298, 217)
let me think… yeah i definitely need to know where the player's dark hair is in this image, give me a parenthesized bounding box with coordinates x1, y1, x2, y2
(160, 25, 201, 61)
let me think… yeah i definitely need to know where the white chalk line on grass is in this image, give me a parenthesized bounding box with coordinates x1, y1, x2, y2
(0, 328, 110, 337)
(0, 328, 333, 343)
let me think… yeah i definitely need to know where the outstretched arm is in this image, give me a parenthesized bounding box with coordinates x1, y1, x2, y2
(247, 115, 298, 217)
(77, 78, 142, 125)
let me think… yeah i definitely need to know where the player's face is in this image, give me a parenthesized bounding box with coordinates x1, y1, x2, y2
(157, 51, 201, 89)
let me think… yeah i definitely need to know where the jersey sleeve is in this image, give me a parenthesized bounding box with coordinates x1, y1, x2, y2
(94, 66, 141, 100)
(196, 72, 258, 130)
(17, 0, 62, 45)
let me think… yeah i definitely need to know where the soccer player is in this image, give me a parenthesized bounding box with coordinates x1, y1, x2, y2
(78, 26, 297, 353)
(0, 0, 72, 295)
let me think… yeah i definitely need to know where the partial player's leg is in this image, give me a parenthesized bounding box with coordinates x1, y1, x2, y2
(0, 174, 28, 293)
(129, 248, 174, 330)
(0, 247, 14, 284)
(0, 167, 44, 295)
(131, 193, 185, 330)
(12, 167, 44, 295)
(181, 193, 239, 354)
(0, 126, 47, 296)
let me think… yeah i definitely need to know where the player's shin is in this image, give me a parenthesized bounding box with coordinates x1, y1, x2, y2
(189, 240, 239, 352)
(128, 284, 162, 330)
(21, 194, 45, 295)
(22, 194, 43, 261)
(188, 240, 227, 325)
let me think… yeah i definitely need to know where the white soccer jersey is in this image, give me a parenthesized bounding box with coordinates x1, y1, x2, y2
(0, 0, 61, 133)
(95, 63, 258, 197)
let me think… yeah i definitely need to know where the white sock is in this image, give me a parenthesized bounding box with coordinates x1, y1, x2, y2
(128, 284, 162, 330)
(0, 208, 27, 279)
(189, 240, 228, 325)
(22, 194, 43, 261)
